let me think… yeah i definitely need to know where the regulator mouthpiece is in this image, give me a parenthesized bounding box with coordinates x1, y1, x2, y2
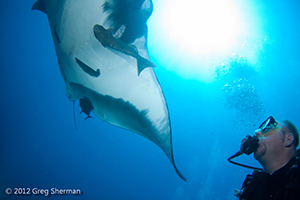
(240, 135, 259, 155)
(227, 135, 262, 171)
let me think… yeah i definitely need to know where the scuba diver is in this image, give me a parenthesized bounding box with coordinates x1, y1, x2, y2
(228, 116, 300, 200)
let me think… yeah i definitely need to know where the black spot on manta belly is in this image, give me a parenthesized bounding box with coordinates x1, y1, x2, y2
(74, 57, 101, 77)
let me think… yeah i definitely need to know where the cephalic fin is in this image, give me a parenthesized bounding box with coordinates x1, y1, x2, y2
(31, 0, 46, 14)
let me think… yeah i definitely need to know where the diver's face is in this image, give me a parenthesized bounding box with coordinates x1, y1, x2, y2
(254, 123, 284, 160)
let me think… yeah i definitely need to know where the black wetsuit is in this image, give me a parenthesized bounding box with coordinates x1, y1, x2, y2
(239, 154, 300, 200)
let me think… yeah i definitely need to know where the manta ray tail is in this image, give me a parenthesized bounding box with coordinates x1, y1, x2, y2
(137, 57, 157, 76)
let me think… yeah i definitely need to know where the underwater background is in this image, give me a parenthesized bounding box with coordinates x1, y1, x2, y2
(1, 0, 299, 199)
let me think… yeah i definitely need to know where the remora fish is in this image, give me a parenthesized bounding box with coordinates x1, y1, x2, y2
(79, 98, 93, 120)
(93, 24, 156, 76)
(32, 0, 186, 181)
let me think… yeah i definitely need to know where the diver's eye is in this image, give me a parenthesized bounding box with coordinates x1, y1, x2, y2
(262, 125, 275, 134)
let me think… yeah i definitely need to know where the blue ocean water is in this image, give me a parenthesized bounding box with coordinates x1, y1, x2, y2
(1, 0, 299, 200)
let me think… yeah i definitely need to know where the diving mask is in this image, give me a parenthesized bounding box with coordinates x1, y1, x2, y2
(256, 116, 279, 137)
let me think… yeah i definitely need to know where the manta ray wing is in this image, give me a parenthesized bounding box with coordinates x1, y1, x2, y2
(32, 0, 186, 181)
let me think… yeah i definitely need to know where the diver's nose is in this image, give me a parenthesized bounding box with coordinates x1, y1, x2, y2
(255, 129, 263, 138)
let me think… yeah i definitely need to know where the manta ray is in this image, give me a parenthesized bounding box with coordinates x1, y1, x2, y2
(32, 0, 186, 181)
